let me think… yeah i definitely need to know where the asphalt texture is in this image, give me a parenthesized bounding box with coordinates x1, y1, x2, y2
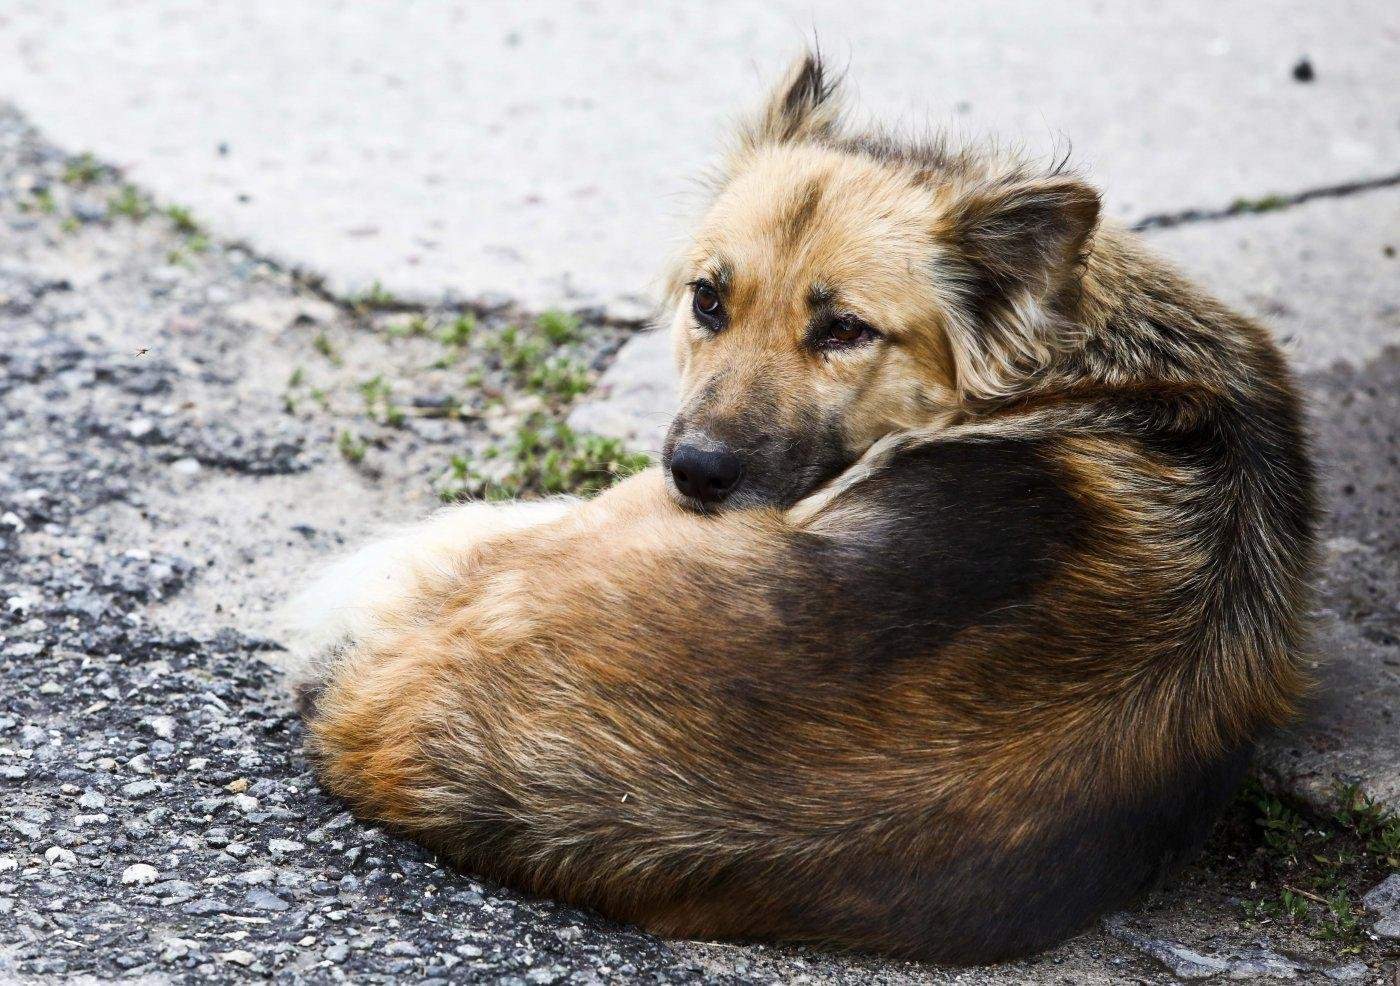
(1, 103, 1396, 984)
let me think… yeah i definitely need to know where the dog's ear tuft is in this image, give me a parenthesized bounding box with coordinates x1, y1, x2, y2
(938, 173, 1101, 399)
(741, 52, 844, 150)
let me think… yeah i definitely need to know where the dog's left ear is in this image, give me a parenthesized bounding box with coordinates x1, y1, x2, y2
(938, 173, 1101, 398)
(739, 52, 845, 151)
(946, 174, 1100, 305)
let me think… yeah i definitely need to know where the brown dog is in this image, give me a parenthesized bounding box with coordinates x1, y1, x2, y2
(288, 54, 1315, 963)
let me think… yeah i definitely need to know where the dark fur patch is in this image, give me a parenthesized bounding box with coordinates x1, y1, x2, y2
(777, 56, 840, 140)
(782, 436, 1084, 667)
(793, 741, 1253, 962)
(780, 180, 825, 252)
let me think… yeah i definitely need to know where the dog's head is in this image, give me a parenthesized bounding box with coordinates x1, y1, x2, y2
(662, 54, 1100, 511)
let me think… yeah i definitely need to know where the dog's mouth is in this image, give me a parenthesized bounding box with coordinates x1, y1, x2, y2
(662, 441, 856, 514)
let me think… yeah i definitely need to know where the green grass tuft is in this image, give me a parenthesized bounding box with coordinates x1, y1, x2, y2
(109, 185, 150, 220)
(439, 314, 475, 347)
(165, 205, 200, 235)
(1229, 778, 1400, 954)
(312, 331, 342, 366)
(1230, 194, 1289, 215)
(353, 280, 399, 312)
(62, 153, 104, 186)
(537, 309, 580, 345)
(337, 430, 367, 464)
(437, 416, 649, 502)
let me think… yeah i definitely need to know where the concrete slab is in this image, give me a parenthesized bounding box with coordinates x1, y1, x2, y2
(0, 1, 1395, 311)
(567, 325, 677, 456)
(1257, 610, 1400, 812)
(1148, 189, 1400, 375)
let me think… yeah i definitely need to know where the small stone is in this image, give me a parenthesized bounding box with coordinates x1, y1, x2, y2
(127, 418, 155, 439)
(39, 681, 62, 695)
(45, 846, 77, 867)
(122, 779, 158, 797)
(232, 794, 259, 812)
(1324, 961, 1368, 981)
(1363, 873, 1400, 938)
(237, 867, 274, 885)
(267, 838, 303, 857)
(182, 897, 226, 915)
(72, 201, 107, 223)
(122, 862, 159, 885)
(244, 888, 289, 911)
(78, 790, 106, 810)
(0, 857, 17, 872)
(171, 457, 202, 476)
(0, 764, 27, 780)
(143, 715, 177, 740)
(1291, 57, 1315, 83)
(220, 949, 256, 967)
(225, 777, 249, 793)
(160, 938, 196, 963)
(324, 944, 349, 963)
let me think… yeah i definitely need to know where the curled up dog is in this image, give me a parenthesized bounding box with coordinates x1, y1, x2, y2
(285, 54, 1316, 963)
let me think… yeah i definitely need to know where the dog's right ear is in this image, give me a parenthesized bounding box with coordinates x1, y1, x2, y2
(739, 52, 844, 151)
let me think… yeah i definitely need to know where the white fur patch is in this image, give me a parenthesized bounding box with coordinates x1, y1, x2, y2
(278, 498, 574, 684)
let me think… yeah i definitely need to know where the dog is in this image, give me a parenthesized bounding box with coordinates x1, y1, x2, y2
(287, 54, 1316, 963)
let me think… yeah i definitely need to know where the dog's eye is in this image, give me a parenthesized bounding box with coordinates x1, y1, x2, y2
(815, 316, 880, 351)
(691, 281, 725, 329)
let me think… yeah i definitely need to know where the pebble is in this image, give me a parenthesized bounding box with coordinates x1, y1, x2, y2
(122, 779, 159, 797)
(127, 418, 155, 439)
(121, 862, 159, 886)
(170, 457, 202, 476)
(244, 888, 290, 911)
(142, 715, 177, 740)
(1362, 873, 1400, 938)
(237, 867, 274, 885)
(44, 846, 77, 867)
(220, 949, 256, 967)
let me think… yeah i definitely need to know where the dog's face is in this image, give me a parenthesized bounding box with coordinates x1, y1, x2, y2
(662, 56, 1100, 512)
(663, 144, 959, 511)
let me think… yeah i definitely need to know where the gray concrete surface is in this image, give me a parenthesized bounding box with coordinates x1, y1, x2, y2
(0, 1, 1396, 311)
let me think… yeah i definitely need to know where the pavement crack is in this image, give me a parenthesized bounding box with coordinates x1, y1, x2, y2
(1131, 169, 1400, 232)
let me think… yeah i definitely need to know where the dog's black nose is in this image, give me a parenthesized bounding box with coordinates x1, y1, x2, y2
(670, 444, 744, 504)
